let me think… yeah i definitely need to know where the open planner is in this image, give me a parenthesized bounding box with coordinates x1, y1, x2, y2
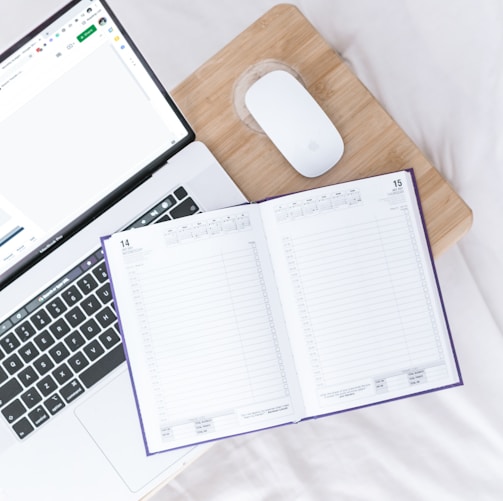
(102, 170, 462, 455)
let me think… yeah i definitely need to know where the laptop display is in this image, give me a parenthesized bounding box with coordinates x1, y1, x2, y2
(0, 0, 193, 288)
(0, 1, 246, 499)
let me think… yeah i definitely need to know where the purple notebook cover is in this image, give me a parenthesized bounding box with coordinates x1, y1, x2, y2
(101, 168, 463, 456)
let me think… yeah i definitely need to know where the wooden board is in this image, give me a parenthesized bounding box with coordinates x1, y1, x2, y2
(171, 3, 472, 257)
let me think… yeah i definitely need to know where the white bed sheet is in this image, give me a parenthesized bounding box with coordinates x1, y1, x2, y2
(2, 1, 503, 499)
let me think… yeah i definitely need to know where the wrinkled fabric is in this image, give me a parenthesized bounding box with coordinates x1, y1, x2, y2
(2, 1, 502, 500)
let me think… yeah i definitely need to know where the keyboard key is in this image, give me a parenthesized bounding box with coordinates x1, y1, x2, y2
(34, 331, 55, 351)
(170, 197, 199, 219)
(13, 417, 34, 439)
(80, 318, 100, 340)
(45, 393, 65, 415)
(77, 274, 98, 295)
(33, 354, 55, 376)
(60, 379, 84, 403)
(18, 341, 40, 363)
(3, 353, 23, 375)
(92, 263, 108, 283)
(1, 399, 25, 423)
(52, 363, 73, 385)
(46, 297, 67, 319)
(81, 294, 101, 316)
(64, 331, 85, 352)
(174, 186, 187, 200)
(61, 286, 82, 307)
(14, 321, 36, 341)
(28, 405, 50, 428)
(64, 306, 86, 328)
(68, 352, 89, 373)
(0, 366, 7, 385)
(21, 387, 42, 409)
(99, 328, 120, 349)
(0, 378, 23, 408)
(31, 310, 51, 330)
(83, 340, 105, 361)
(36, 375, 58, 397)
(49, 318, 71, 339)
(18, 366, 39, 387)
(0, 333, 20, 354)
(96, 283, 113, 304)
(95, 307, 116, 329)
(79, 344, 125, 389)
(49, 343, 70, 364)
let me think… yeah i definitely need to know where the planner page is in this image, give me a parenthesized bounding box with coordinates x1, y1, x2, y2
(260, 171, 461, 417)
(103, 205, 303, 454)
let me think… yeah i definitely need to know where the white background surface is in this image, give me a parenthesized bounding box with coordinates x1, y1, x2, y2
(2, 1, 503, 499)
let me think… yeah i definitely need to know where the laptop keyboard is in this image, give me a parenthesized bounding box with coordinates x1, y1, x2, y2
(0, 186, 199, 440)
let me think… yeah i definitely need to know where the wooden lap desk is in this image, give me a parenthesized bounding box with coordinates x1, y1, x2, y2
(171, 3, 472, 257)
(144, 3, 471, 498)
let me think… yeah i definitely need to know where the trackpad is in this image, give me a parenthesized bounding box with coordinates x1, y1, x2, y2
(75, 371, 200, 492)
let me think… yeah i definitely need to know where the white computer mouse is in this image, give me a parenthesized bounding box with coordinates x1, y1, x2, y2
(245, 70, 344, 178)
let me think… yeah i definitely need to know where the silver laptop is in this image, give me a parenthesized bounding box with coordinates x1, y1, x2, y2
(0, 1, 246, 499)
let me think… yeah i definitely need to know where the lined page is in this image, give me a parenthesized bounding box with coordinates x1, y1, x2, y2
(260, 171, 460, 416)
(103, 206, 302, 453)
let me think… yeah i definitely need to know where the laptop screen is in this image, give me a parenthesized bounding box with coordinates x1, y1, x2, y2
(0, 0, 194, 288)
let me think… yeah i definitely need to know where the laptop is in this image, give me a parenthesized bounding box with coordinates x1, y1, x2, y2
(0, 1, 247, 499)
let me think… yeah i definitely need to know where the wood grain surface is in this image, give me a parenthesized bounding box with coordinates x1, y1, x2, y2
(171, 4, 472, 256)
